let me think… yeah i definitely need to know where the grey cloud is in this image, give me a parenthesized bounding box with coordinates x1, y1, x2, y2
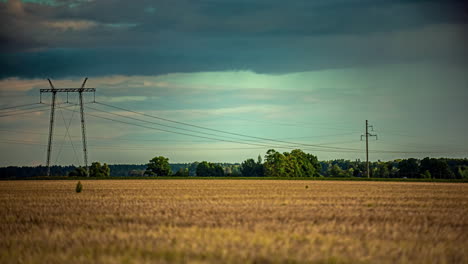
(0, 0, 467, 77)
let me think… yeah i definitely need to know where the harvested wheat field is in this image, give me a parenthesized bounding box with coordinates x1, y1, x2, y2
(0, 180, 467, 264)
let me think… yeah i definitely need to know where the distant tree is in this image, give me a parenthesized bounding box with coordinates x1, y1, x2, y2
(146, 156, 172, 176)
(90, 162, 101, 177)
(240, 156, 264, 177)
(420, 170, 431, 179)
(196, 161, 224, 176)
(173, 168, 189, 177)
(68, 167, 87, 177)
(375, 162, 390, 178)
(231, 165, 242, 176)
(89, 162, 110, 177)
(289, 149, 320, 177)
(128, 170, 145, 177)
(398, 158, 420, 178)
(458, 166, 468, 179)
(264, 149, 320, 177)
(196, 161, 210, 176)
(420, 158, 454, 179)
(264, 149, 287, 177)
(328, 164, 345, 177)
(305, 152, 321, 177)
(214, 164, 224, 176)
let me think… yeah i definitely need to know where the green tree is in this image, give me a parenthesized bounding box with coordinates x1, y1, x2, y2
(420, 158, 454, 179)
(421, 170, 431, 179)
(264, 149, 320, 177)
(68, 167, 87, 177)
(128, 170, 145, 177)
(458, 166, 468, 179)
(264, 149, 287, 177)
(146, 156, 172, 176)
(196, 161, 224, 176)
(240, 156, 264, 177)
(375, 162, 390, 178)
(173, 168, 189, 177)
(328, 164, 345, 177)
(89, 162, 110, 177)
(398, 158, 420, 178)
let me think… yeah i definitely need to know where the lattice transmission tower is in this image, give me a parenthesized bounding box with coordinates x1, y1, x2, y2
(40, 78, 95, 176)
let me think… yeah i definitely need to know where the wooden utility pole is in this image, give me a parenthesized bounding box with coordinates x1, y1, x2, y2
(361, 120, 377, 178)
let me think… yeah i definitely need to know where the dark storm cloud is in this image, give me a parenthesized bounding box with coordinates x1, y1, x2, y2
(0, 0, 467, 78)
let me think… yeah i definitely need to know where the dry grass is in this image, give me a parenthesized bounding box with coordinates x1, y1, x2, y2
(0, 180, 467, 264)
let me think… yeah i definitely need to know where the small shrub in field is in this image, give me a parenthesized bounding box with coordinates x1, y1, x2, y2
(305, 185, 309, 189)
(76, 181, 83, 193)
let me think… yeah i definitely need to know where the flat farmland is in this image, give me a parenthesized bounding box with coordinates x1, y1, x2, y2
(0, 180, 467, 264)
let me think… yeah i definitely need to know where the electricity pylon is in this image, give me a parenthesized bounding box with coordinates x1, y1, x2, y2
(40, 78, 95, 176)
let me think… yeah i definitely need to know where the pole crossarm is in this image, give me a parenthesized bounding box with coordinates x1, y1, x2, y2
(40, 88, 96, 93)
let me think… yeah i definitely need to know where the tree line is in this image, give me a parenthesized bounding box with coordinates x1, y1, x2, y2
(142, 150, 468, 179)
(1, 149, 467, 179)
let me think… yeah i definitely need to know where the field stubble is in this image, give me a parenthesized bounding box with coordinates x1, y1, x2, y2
(0, 180, 467, 264)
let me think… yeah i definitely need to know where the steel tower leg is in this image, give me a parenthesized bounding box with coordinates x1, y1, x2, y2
(46, 79, 57, 176)
(79, 78, 89, 176)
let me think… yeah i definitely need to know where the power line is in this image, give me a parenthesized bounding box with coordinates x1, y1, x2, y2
(0, 139, 355, 153)
(89, 103, 468, 154)
(94, 101, 363, 152)
(85, 104, 266, 143)
(0, 104, 52, 117)
(0, 102, 41, 111)
(81, 111, 453, 154)
(129, 101, 361, 131)
(0, 103, 49, 114)
(0, 128, 359, 145)
(0, 103, 75, 118)
(86, 104, 377, 152)
(83, 111, 297, 149)
(2, 138, 466, 155)
(2, 99, 464, 157)
(2, 104, 464, 155)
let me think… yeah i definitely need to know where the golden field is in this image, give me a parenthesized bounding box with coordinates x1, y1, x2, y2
(0, 180, 467, 264)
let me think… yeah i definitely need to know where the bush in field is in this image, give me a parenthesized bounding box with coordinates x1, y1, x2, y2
(75, 181, 82, 193)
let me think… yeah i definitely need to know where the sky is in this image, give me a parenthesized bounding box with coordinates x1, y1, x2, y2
(0, 0, 467, 166)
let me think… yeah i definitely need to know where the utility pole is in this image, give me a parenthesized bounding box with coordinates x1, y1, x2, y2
(361, 120, 377, 178)
(41, 78, 95, 176)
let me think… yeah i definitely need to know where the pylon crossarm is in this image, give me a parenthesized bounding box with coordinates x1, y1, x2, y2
(40, 88, 95, 93)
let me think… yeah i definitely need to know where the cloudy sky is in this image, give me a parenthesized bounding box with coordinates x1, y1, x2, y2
(0, 0, 467, 166)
